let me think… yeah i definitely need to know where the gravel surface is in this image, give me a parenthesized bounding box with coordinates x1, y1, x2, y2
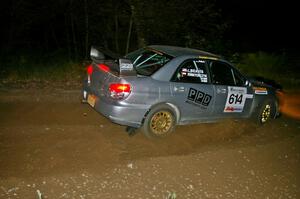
(0, 88, 299, 199)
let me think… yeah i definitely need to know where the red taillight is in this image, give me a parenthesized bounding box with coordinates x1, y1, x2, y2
(87, 65, 93, 75)
(109, 84, 131, 93)
(109, 83, 131, 99)
(98, 64, 110, 72)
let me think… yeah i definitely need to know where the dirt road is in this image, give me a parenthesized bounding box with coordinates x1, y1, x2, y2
(0, 88, 299, 198)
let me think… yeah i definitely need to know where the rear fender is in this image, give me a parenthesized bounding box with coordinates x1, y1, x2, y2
(141, 102, 180, 125)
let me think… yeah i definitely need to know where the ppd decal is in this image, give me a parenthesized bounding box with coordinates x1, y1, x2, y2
(187, 88, 212, 106)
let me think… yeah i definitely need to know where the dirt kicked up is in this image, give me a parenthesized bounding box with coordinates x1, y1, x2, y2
(0, 88, 299, 199)
(277, 90, 300, 120)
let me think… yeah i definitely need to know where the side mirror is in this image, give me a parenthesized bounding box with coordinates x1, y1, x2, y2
(245, 80, 251, 87)
(90, 46, 105, 60)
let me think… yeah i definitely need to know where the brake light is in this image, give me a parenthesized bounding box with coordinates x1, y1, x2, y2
(109, 83, 131, 99)
(87, 65, 93, 84)
(110, 84, 131, 92)
(87, 65, 93, 75)
(98, 64, 110, 72)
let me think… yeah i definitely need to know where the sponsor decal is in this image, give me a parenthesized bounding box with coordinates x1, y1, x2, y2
(195, 59, 206, 63)
(224, 106, 243, 112)
(253, 86, 268, 95)
(119, 59, 133, 70)
(187, 88, 212, 108)
(182, 68, 204, 74)
(224, 86, 253, 113)
(180, 68, 208, 83)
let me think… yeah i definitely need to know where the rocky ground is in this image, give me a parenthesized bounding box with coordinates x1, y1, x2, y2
(0, 88, 299, 199)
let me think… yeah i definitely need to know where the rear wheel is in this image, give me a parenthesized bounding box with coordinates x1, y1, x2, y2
(142, 104, 175, 138)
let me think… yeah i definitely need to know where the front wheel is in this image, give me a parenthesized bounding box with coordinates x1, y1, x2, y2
(257, 100, 274, 124)
(142, 105, 176, 138)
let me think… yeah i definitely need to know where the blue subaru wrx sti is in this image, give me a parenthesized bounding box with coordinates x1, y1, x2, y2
(82, 45, 280, 138)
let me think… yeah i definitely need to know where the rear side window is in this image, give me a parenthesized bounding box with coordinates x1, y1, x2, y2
(127, 49, 172, 76)
(171, 59, 209, 83)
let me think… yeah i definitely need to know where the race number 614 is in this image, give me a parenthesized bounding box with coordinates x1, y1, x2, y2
(228, 94, 243, 104)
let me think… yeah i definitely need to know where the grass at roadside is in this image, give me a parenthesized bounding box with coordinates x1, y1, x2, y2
(1, 51, 299, 89)
(0, 52, 90, 89)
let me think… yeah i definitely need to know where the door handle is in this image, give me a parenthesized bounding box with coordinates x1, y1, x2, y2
(217, 88, 227, 94)
(174, 86, 185, 92)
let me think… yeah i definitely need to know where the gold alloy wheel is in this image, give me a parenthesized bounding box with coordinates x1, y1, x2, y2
(150, 111, 173, 135)
(261, 104, 271, 123)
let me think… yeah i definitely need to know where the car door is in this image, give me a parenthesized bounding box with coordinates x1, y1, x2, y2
(170, 58, 215, 123)
(209, 60, 254, 118)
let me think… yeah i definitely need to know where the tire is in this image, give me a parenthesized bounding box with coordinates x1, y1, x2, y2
(142, 104, 176, 138)
(256, 100, 274, 125)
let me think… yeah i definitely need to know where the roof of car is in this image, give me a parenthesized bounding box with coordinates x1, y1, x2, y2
(148, 45, 221, 59)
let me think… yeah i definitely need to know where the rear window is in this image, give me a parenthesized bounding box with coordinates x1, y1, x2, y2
(126, 49, 172, 76)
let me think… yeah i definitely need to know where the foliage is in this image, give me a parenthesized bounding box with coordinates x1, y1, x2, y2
(129, 0, 227, 50)
(232, 52, 300, 88)
(234, 52, 285, 76)
(0, 0, 229, 58)
(1, 1, 298, 89)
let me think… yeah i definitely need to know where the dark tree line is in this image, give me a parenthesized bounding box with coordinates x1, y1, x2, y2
(0, 0, 230, 60)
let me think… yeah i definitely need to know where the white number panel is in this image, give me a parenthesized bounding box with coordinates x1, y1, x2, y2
(224, 86, 253, 113)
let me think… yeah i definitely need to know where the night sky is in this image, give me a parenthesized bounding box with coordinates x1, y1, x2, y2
(219, 0, 299, 52)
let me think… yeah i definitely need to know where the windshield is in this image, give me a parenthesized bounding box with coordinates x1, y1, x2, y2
(125, 48, 173, 76)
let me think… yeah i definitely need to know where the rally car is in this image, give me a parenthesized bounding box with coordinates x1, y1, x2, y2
(82, 45, 280, 138)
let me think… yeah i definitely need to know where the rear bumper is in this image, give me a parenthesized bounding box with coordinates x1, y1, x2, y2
(82, 90, 149, 128)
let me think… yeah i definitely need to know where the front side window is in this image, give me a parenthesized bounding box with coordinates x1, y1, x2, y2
(210, 61, 235, 86)
(126, 49, 172, 76)
(232, 68, 246, 86)
(171, 59, 209, 83)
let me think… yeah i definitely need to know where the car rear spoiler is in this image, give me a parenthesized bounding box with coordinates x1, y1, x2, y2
(90, 46, 136, 76)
